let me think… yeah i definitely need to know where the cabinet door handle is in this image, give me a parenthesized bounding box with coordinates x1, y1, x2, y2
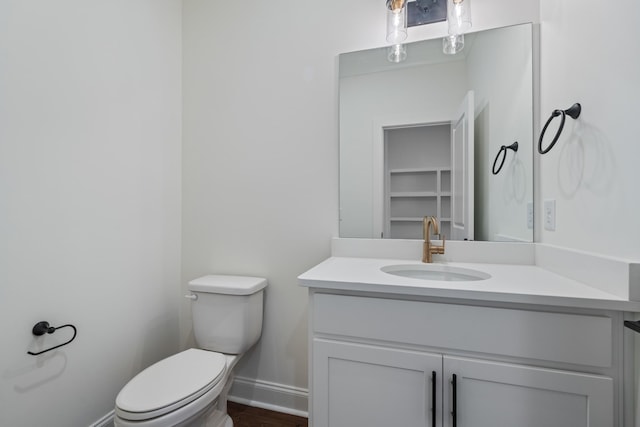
(451, 374, 457, 427)
(431, 371, 437, 427)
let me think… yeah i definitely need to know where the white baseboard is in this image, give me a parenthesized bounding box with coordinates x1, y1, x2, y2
(89, 410, 114, 427)
(228, 376, 309, 418)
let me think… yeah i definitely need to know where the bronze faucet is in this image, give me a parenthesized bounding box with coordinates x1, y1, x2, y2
(422, 216, 445, 263)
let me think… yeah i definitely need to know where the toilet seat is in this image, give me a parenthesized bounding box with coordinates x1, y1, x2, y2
(115, 348, 227, 421)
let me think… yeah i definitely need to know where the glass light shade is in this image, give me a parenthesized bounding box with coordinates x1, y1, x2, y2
(386, 0, 408, 44)
(387, 44, 407, 63)
(447, 0, 472, 35)
(442, 34, 464, 55)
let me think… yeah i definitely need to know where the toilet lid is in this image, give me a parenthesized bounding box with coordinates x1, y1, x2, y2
(116, 348, 226, 420)
(188, 275, 268, 295)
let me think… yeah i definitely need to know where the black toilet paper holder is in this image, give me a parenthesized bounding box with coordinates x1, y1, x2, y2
(27, 321, 77, 356)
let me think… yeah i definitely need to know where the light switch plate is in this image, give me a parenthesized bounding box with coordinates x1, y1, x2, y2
(527, 202, 534, 229)
(544, 199, 556, 231)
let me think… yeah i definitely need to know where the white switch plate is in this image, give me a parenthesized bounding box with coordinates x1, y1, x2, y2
(544, 199, 556, 231)
(526, 202, 534, 229)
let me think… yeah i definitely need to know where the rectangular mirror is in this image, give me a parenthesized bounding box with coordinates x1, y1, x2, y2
(339, 23, 534, 242)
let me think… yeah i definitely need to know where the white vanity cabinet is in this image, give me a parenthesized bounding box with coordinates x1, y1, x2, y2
(308, 292, 623, 427)
(313, 339, 442, 426)
(443, 356, 611, 427)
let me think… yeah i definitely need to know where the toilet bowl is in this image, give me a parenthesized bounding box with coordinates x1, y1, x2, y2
(114, 275, 267, 427)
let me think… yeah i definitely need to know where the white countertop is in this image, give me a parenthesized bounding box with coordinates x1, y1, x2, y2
(299, 256, 640, 311)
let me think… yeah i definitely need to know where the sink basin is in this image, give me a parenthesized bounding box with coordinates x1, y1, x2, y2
(381, 264, 491, 282)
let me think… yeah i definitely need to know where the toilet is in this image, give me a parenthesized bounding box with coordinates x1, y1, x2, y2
(114, 275, 268, 427)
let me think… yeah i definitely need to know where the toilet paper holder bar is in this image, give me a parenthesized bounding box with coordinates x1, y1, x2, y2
(27, 321, 77, 356)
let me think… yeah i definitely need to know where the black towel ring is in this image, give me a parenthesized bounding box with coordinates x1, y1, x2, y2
(492, 141, 518, 175)
(538, 103, 581, 154)
(27, 321, 77, 356)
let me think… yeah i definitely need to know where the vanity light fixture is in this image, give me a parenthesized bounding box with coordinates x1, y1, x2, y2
(447, 0, 471, 35)
(384, 0, 470, 61)
(407, 0, 447, 27)
(386, 0, 408, 44)
(386, 0, 408, 63)
(443, 0, 471, 55)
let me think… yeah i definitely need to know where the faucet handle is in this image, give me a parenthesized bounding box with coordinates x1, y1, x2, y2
(433, 234, 446, 255)
(440, 234, 446, 251)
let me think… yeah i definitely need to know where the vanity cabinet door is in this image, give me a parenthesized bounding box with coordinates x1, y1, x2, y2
(313, 338, 442, 427)
(442, 356, 613, 427)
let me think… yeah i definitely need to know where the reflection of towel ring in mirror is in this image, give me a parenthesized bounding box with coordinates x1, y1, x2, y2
(538, 103, 581, 154)
(492, 141, 518, 175)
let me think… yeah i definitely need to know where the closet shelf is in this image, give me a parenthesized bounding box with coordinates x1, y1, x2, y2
(390, 191, 452, 198)
(390, 191, 437, 198)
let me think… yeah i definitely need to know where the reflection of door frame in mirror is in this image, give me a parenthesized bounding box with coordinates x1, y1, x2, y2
(372, 113, 451, 239)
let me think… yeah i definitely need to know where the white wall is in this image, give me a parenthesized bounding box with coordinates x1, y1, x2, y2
(181, 0, 340, 412)
(182, 0, 539, 414)
(538, 0, 640, 259)
(0, 2, 182, 426)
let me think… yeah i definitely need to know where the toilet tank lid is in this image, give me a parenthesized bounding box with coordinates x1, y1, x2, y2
(188, 275, 268, 295)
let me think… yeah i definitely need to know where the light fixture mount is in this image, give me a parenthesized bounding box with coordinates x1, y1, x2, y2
(407, 0, 447, 27)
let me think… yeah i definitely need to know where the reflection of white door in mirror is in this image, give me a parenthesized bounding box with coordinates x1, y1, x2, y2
(451, 90, 474, 241)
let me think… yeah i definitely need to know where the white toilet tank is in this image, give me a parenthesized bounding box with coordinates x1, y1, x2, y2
(187, 275, 267, 354)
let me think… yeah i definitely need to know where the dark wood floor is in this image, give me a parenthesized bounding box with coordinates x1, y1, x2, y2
(227, 401, 308, 427)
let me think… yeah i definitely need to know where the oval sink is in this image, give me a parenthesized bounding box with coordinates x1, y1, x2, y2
(381, 264, 491, 282)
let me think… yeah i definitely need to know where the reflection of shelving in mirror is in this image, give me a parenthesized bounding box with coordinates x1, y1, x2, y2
(388, 168, 451, 239)
(384, 123, 451, 239)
